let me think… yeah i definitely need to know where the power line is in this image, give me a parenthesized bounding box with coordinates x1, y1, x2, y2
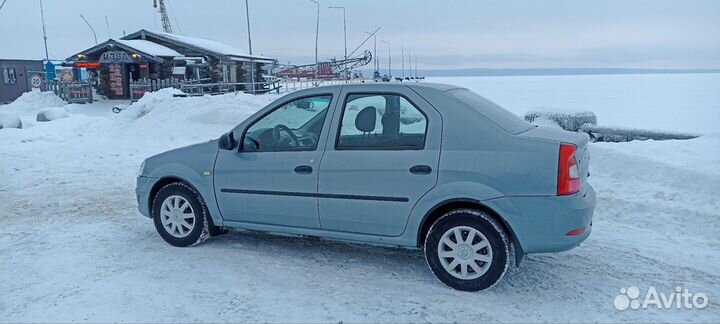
(0, 0, 9, 12)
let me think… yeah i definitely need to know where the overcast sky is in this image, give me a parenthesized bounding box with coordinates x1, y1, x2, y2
(1, 0, 719, 69)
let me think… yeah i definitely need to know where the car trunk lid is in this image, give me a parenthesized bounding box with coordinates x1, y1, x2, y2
(518, 126, 591, 185)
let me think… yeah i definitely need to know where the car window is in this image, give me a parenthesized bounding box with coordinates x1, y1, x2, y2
(243, 95, 332, 152)
(337, 94, 427, 150)
(449, 89, 532, 134)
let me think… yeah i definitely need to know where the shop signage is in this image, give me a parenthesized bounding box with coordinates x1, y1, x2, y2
(100, 51, 134, 63)
(107, 63, 125, 97)
(59, 69, 74, 82)
(75, 62, 101, 68)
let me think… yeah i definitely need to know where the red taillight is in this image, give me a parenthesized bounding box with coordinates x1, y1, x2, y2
(558, 143, 580, 196)
(566, 228, 586, 236)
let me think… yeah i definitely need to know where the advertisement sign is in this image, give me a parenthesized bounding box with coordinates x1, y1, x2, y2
(59, 69, 74, 82)
(107, 63, 125, 97)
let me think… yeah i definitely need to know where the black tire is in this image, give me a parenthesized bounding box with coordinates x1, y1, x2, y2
(424, 209, 510, 291)
(152, 182, 209, 247)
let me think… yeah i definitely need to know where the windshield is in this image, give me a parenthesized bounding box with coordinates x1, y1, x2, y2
(449, 89, 533, 134)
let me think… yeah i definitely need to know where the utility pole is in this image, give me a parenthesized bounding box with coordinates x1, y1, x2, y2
(244, 0, 255, 94)
(309, 0, 319, 83)
(380, 40, 391, 78)
(39, 0, 49, 60)
(328, 6, 346, 80)
(79, 14, 98, 45)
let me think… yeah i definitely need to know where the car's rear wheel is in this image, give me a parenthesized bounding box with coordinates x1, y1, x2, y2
(424, 209, 510, 291)
(152, 182, 209, 247)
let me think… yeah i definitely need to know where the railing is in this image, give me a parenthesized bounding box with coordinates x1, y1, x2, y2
(46, 81, 93, 104)
(276, 78, 371, 93)
(129, 78, 283, 101)
(129, 78, 185, 102)
(127, 77, 377, 101)
(180, 80, 282, 96)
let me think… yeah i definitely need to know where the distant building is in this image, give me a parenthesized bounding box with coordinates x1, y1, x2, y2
(0, 59, 44, 104)
(65, 29, 277, 99)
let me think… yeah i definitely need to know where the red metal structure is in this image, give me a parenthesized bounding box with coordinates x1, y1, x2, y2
(274, 50, 372, 79)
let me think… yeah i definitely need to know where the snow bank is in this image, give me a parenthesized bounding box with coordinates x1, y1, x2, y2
(121, 88, 186, 119)
(36, 107, 70, 122)
(0, 111, 22, 129)
(581, 124, 700, 142)
(524, 109, 597, 131)
(1, 91, 65, 114)
(114, 89, 279, 146)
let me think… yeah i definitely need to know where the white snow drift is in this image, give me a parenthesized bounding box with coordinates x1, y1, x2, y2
(36, 107, 70, 122)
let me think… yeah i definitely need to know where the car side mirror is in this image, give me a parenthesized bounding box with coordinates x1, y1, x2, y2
(218, 132, 237, 151)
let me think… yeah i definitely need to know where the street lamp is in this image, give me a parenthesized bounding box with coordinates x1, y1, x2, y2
(365, 31, 378, 77)
(398, 44, 405, 78)
(414, 53, 418, 78)
(244, 0, 255, 94)
(328, 6, 347, 80)
(380, 40, 391, 78)
(79, 14, 98, 45)
(309, 0, 319, 83)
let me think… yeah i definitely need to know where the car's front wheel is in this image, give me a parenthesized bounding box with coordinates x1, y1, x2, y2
(424, 209, 510, 291)
(152, 182, 209, 247)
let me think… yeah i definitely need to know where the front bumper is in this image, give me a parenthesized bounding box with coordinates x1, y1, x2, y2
(135, 176, 158, 218)
(487, 183, 596, 254)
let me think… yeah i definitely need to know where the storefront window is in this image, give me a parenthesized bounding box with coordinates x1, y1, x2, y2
(3, 68, 17, 84)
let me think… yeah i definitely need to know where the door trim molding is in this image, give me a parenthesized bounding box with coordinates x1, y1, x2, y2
(220, 188, 409, 202)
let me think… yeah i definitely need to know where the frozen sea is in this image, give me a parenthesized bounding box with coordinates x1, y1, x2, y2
(429, 73, 720, 134)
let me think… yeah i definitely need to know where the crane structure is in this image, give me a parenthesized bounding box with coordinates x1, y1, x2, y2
(153, 0, 173, 33)
(273, 50, 372, 79)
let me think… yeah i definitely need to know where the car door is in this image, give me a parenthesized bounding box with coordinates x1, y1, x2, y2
(318, 86, 442, 236)
(213, 92, 337, 229)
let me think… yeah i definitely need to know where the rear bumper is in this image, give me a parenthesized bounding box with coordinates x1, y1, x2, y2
(486, 184, 596, 254)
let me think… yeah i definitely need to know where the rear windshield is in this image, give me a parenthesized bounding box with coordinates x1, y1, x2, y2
(449, 89, 533, 134)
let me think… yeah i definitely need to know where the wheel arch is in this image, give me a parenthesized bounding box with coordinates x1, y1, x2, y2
(417, 198, 524, 266)
(148, 176, 203, 216)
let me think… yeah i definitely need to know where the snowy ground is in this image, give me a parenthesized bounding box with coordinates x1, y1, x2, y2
(1, 74, 719, 322)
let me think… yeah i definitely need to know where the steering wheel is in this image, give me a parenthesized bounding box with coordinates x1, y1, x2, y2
(272, 124, 300, 147)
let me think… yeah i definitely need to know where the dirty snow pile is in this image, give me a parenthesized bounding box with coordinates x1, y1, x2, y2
(1, 74, 719, 323)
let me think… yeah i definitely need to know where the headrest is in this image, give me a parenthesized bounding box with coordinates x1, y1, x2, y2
(355, 106, 377, 133)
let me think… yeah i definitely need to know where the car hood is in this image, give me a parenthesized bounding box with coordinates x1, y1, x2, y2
(141, 139, 220, 177)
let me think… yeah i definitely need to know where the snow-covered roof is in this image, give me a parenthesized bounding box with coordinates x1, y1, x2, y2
(122, 30, 275, 63)
(116, 40, 181, 57)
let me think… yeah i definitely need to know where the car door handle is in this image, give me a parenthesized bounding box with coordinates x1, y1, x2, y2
(409, 165, 432, 175)
(294, 165, 313, 174)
